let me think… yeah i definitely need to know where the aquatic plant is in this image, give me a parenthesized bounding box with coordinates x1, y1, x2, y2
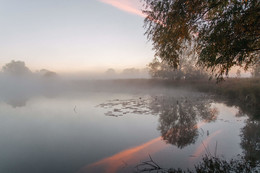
(135, 155, 260, 173)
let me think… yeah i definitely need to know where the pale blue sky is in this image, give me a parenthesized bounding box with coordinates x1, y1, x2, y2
(0, 0, 154, 72)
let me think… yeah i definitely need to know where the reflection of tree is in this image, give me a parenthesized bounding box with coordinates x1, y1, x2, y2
(5, 97, 28, 107)
(152, 97, 217, 148)
(98, 95, 218, 149)
(221, 97, 260, 119)
(240, 120, 260, 165)
(158, 100, 198, 148)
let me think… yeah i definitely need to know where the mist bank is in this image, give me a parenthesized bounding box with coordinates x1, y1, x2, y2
(0, 60, 259, 118)
(0, 72, 259, 118)
(0, 60, 150, 80)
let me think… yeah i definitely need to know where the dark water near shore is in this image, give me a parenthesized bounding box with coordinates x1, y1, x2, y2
(0, 87, 259, 173)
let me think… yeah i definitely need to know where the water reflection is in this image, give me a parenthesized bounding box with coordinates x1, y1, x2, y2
(98, 95, 218, 149)
(4, 97, 28, 107)
(240, 120, 260, 165)
(217, 97, 260, 119)
(0, 90, 259, 173)
(154, 97, 217, 148)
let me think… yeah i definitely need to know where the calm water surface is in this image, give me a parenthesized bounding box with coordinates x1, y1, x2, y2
(0, 88, 258, 173)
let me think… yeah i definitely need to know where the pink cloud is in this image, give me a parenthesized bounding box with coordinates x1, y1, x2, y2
(99, 0, 146, 17)
(99, 0, 165, 27)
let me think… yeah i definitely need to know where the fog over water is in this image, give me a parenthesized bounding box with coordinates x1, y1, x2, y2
(0, 61, 259, 173)
(1, 0, 258, 171)
(0, 60, 151, 107)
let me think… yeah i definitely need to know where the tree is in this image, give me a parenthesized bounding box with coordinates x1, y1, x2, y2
(148, 57, 208, 80)
(122, 68, 140, 75)
(105, 68, 116, 75)
(142, 0, 260, 79)
(148, 58, 183, 80)
(38, 69, 57, 78)
(2, 60, 31, 76)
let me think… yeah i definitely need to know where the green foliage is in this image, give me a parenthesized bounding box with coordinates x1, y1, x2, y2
(137, 155, 259, 172)
(136, 155, 259, 172)
(194, 155, 257, 173)
(143, 0, 260, 79)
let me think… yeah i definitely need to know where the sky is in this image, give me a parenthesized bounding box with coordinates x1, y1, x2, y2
(0, 0, 154, 73)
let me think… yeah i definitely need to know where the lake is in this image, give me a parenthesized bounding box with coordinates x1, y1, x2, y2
(0, 81, 259, 173)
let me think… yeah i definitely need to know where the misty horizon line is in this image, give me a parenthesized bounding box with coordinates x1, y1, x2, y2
(0, 60, 253, 79)
(0, 60, 151, 79)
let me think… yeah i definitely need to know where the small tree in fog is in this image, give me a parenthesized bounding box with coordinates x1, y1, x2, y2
(105, 68, 116, 75)
(122, 68, 140, 75)
(2, 60, 31, 76)
(38, 69, 57, 78)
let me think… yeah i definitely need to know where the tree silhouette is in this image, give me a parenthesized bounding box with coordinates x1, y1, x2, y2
(105, 68, 116, 75)
(142, 0, 260, 79)
(2, 60, 31, 76)
(38, 69, 57, 78)
(148, 58, 208, 80)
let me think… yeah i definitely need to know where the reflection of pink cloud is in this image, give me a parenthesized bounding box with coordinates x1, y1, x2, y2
(99, 0, 145, 17)
(195, 121, 206, 129)
(78, 137, 167, 173)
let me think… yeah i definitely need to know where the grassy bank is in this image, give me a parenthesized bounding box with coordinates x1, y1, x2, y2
(190, 78, 260, 119)
(165, 78, 260, 119)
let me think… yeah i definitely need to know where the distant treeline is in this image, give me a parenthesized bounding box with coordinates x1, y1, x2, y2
(0, 60, 57, 78)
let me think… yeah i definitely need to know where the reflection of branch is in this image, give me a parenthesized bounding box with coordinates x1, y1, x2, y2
(120, 159, 128, 169)
(199, 128, 205, 137)
(201, 141, 211, 157)
(135, 155, 167, 173)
